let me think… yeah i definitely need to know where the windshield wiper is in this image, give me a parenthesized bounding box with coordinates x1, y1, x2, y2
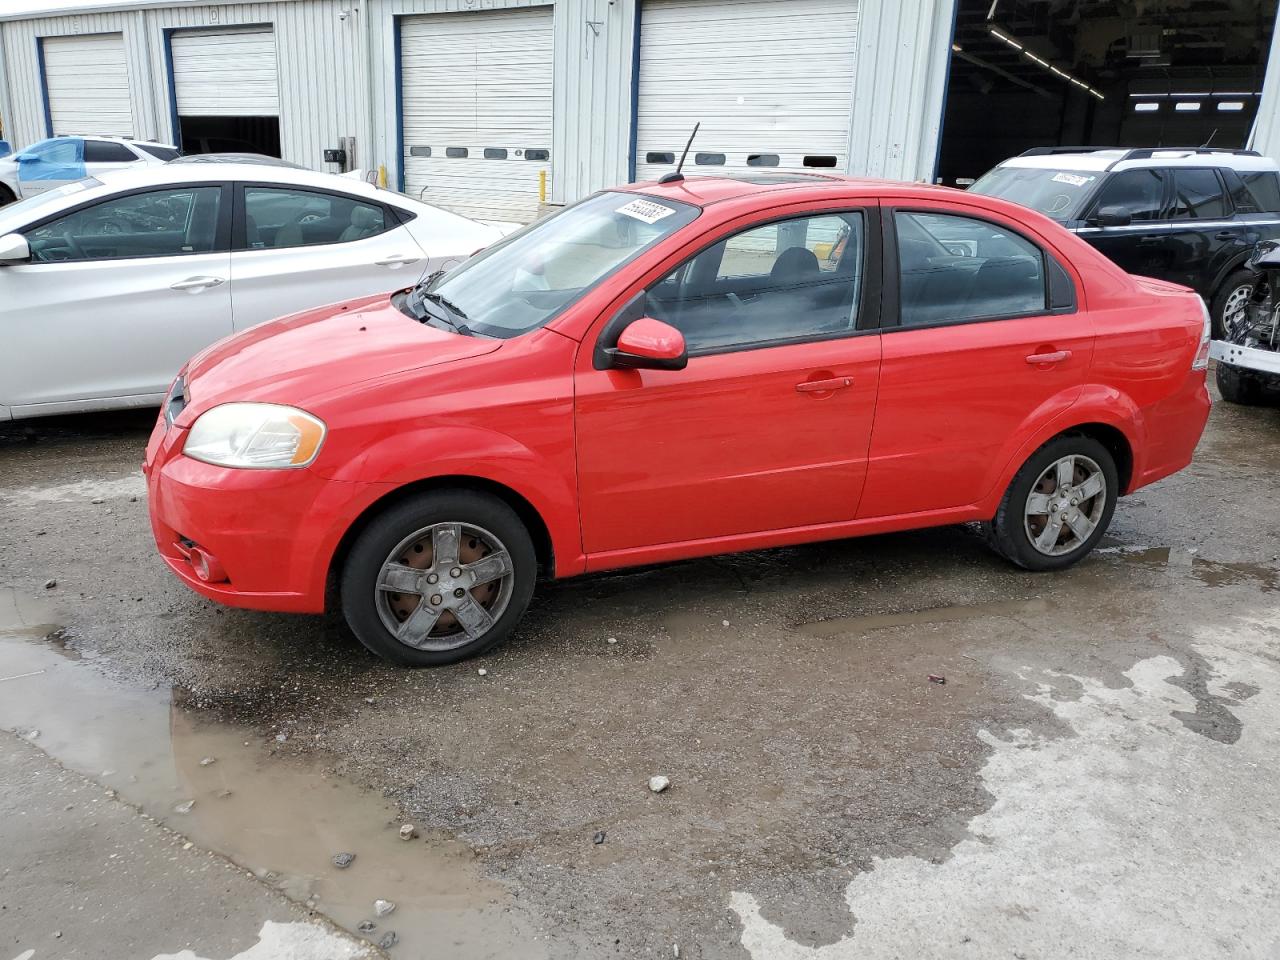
(417, 291, 475, 336)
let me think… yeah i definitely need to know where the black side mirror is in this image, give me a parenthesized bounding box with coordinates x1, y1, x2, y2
(1091, 205, 1132, 228)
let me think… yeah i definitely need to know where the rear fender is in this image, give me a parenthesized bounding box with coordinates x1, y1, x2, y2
(318, 424, 584, 575)
(976, 384, 1142, 513)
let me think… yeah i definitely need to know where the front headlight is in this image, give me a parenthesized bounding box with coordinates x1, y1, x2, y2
(184, 403, 326, 469)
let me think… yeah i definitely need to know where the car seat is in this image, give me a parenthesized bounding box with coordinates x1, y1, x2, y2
(338, 205, 384, 243)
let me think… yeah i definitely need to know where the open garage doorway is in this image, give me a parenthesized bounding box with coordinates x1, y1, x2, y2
(937, 0, 1279, 186)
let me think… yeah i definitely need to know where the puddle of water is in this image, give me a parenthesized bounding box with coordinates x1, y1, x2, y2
(797, 597, 1055, 638)
(1104, 547, 1279, 591)
(0, 590, 543, 958)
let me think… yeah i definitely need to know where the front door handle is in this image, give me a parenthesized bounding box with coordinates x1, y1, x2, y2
(170, 276, 225, 292)
(1214, 231, 1237, 241)
(796, 377, 853, 393)
(1026, 350, 1071, 365)
(376, 254, 421, 267)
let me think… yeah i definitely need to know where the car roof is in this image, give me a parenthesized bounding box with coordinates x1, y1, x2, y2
(92, 162, 396, 200)
(40, 135, 176, 148)
(617, 173, 962, 206)
(998, 149, 1280, 175)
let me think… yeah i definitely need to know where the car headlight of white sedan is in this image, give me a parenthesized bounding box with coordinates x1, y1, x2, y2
(184, 403, 326, 469)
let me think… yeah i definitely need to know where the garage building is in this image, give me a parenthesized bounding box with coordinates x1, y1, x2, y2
(1, 0, 1280, 220)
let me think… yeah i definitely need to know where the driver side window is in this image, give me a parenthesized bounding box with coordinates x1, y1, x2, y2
(647, 212, 864, 354)
(25, 187, 222, 264)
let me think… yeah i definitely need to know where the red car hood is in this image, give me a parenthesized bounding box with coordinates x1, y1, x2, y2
(181, 294, 500, 419)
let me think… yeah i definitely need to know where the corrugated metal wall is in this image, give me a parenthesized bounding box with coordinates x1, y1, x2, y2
(0, 9, 157, 149)
(366, 0, 625, 206)
(137, 0, 367, 168)
(0, 0, 366, 170)
(1250, 5, 1280, 164)
(847, 0, 955, 182)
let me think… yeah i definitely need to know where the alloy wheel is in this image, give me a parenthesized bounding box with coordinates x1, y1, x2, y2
(1023, 454, 1107, 557)
(373, 522, 515, 651)
(1222, 283, 1253, 335)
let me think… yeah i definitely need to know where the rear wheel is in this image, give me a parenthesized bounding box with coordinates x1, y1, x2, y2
(1211, 269, 1255, 339)
(984, 435, 1118, 571)
(340, 490, 537, 667)
(1215, 361, 1263, 405)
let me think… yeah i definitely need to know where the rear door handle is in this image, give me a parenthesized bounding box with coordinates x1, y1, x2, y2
(170, 276, 225, 292)
(376, 254, 421, 267)
(796, 377, 853, 393)
(1026, 350, 1071, 365)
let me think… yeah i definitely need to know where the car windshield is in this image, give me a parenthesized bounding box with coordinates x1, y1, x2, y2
(406, 191, 700, 338)
(0, 178, 102, 233)
(968, 166, 1101, 220)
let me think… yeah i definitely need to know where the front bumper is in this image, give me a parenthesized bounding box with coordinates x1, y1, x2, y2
(1210, 340, 1280, 376)
(144, 416, 379, 613)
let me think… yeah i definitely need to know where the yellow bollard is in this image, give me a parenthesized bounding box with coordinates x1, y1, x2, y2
(377, 164, 387, 189)
(539, 169, 547, 204)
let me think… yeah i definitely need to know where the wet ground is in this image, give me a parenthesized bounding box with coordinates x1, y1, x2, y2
(2, 385, 1279, 959)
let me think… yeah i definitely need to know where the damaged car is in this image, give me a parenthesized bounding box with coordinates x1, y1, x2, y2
(1211, 239, 1280, 404)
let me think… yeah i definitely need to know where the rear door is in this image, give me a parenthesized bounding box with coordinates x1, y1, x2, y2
(1, 183, 232, 410)
(1163, 167, 1246, 297)
(228, 184, 426, 331)
(858, 204, 1092, 519)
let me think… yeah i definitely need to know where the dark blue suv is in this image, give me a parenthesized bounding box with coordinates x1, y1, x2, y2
(970, 147, 1280, 336)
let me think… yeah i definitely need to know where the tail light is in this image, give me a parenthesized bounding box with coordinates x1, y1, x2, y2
(1192, 299, 1211, 371)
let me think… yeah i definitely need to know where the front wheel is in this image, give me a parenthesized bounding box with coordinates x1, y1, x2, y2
(983, 435, 1118, 571)
(0, 184, 15, 207)
(340, 490, 537, 667)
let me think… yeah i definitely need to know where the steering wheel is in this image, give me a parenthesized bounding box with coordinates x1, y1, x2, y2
(59, 229, 87, 259)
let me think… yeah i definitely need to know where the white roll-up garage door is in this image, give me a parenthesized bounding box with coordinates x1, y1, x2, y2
(171, 28, 280, 117)
(401, 6, 553, 223)
(42, 33, 135, 137)
(635, 0, 858, 183)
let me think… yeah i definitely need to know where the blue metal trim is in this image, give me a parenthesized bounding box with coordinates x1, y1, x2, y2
(162, 28, 180, 149)
(626, 0, 643, 182)
(35, 37, 54, 137)
(394, 14, 405, 193)
(931, 0, 961, 184)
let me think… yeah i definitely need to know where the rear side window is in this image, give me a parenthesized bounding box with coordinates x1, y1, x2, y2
(1240, 172, 1280, 213)
(243, 187, 389, 249)
(895, 211, 1046, 327)
(137, 144, 181, 161)
(1170, 169, 1229, 220)
(1091, 169, 1165, 221)
(83, 141, 138, 163)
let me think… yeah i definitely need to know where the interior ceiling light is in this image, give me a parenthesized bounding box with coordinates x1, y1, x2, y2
(988, 24, 1105, 100)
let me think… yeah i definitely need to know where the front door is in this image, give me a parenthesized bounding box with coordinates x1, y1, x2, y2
(1077, 167, 1171, 280)
(228, 184, 425, 331)
(0, 184, 232, 411)
(575, 208, 882, 557)
(858, 206, 1093, 519)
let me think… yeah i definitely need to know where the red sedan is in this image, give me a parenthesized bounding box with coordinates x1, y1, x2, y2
(144, 174, 1212, 666)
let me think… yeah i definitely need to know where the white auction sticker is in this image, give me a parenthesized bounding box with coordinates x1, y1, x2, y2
(1051, 172, 1095, 187)
(616, 198, 677, 224)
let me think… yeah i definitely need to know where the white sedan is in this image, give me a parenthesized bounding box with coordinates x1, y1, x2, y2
(0, 163, 511, 420)
(0, 136, 179, 205)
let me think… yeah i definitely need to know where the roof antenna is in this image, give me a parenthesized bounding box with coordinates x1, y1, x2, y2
(659, 122, 700, 184)
(1200, 128, 1218, 149)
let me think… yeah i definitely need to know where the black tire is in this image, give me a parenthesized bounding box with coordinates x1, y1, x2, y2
(1210, 269, 1256, 340)
(0, 184, 15, 207)
(982, 435, 1118, 572)
(340, 490, 537, 667)
(1215, 361, 1262, 405)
